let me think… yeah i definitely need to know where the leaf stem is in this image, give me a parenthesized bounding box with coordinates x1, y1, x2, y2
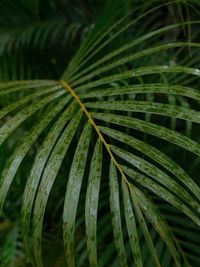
(60, 80, 132, 187)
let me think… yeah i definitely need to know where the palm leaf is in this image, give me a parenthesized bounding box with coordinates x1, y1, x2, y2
(0, 0, 200, 266)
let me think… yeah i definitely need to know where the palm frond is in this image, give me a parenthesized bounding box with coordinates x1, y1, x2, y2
(0, 0, 200, 266)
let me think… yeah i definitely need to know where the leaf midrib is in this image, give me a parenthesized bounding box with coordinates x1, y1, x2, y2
(60, 79, 131, 188)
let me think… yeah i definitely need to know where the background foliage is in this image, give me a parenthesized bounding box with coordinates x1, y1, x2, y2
(0, 0, 200, 266)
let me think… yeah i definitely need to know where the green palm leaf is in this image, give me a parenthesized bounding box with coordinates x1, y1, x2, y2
(1, 0, 200, 266)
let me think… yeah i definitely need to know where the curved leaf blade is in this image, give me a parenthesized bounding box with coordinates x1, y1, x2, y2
(134, 187, 181, 267)
(20, 100, 77, 259)
(85, 139, 102, 267)
(32, 110, 82, 267)
(129, 185, 161, 267)
(0, 90, 66, 146)
(122, 179, 143, 267)
(63, 122, 92, 267)
(86, 100, 200, 124)
(0, 96, 71, 212)
(109, 161, 128, 267)
(98, 127, 200, 206)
